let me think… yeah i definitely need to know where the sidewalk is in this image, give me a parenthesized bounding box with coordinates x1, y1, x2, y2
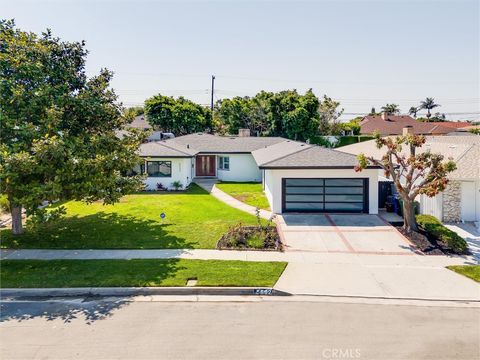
(2, 248, 478, 301)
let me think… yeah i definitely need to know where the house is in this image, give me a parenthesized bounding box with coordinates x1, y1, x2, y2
(338, 136, 480, 223)
(136, 131, 380, 214)
(360, 114, 455, 136)
(122, 115, 174, 141)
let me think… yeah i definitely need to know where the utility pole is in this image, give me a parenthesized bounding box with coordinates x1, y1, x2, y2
(210, 75, 215, 111)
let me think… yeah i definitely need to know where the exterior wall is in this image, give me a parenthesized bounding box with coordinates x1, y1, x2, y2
(142, 157, 194, 190)
(460, 180, 479, 222)
(216, 154, 262, 182)
(419, 193, 443, 220)
(263, 168, 379, 214)
(442, 180, 462, 222)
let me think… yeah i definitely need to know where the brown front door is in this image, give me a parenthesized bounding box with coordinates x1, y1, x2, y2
(195, 155, 216, 176)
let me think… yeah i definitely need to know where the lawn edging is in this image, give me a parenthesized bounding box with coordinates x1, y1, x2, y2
(0, 287, 291, 298)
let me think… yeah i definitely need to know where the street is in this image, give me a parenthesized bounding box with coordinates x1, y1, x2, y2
(1, 297, 479, 360)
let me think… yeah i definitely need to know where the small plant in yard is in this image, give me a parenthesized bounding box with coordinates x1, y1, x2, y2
(171, 181, 183, 191)
(218, 208, 280, 250)
(156, 183, 166, 191)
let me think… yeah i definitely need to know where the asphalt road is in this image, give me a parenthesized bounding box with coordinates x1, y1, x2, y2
(1, 297, 479, 360)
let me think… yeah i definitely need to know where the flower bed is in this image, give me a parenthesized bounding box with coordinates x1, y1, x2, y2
(217, 224, 282, 251)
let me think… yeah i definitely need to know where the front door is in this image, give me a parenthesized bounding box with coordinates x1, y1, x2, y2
(195, 155, 216, 177)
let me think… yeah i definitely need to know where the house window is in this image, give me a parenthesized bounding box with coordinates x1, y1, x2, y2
(218, 156, 230, 171)
(146, 161, 172, 177)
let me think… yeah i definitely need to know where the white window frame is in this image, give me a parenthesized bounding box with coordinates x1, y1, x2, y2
(218, 156, 230, 171)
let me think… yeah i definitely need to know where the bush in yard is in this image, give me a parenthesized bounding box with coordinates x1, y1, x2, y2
(0, 194, 10, 214)
(171, 181, 183, 191)
(416, 215, 468, 254)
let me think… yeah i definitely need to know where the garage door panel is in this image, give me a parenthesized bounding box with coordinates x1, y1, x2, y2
(324, 203, 364, 211)
(324, 194, 364, 202)
(325, 179, 364, 186)
(286, 194, 324, 202)
(285, 203, 324, 211)
(285, 179, 324, 186)
(286, 187, 324, 194)
(283, 178, 368, 213)
(325, 187, 364, 194)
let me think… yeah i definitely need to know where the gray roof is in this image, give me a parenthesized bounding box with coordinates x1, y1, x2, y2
(169, 133, 285, 153)
(338, 135, 480, 180)
(139, 141, 198, 157)
(252, 140, 310, 166)
(127, 115, 152, 130)
(258, 145, 365, 169)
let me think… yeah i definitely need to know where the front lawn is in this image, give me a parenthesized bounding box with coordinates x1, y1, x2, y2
(0, 184, 262, 249)
(0, 259, 287, 288)
(216, 182, 270, 210)
(447, 265, 480, 282)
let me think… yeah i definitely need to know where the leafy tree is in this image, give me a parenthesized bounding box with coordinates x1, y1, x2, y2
(213, 89, 320, 141)
(369, 107, 377, 116)
(341, 117, 362, 135)
(381, 104, 400, 115)
(124, 106, 144, 121)
(0, 20, 146, 235)
(408, 106, 418, 118)
(317, 95, 344, 135)
(419, 97, 440, 118)
(356, 133, 456, 232)
(144, 95, 211, 135)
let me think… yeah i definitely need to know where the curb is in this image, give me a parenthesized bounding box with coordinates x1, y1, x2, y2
(0, 287, 292, 298)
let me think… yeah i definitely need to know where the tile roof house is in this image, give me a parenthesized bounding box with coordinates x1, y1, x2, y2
(338, 136, 480, 223)
(135, 132, 380, 214)
(360, 114, 455, 136)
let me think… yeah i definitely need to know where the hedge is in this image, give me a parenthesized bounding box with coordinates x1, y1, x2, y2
(416, 214, 468, 254)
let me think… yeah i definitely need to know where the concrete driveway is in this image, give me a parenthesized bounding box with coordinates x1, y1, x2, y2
(278, 214, 416, 255)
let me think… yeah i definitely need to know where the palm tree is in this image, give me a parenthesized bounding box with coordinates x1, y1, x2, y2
(381, 104, 400, 115)
(419, 97, 440, 118)
(408, 106, 418, 118)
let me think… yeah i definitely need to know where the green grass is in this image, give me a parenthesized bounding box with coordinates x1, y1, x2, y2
(0, 259, 287, 288)
(0, 184, 263, 249)
(447, 265, 480, 282)
(216, 182, 270, 210)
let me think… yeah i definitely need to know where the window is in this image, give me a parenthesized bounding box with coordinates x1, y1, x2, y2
(146, 161, 172, 177)
(218, 156, 230, 171)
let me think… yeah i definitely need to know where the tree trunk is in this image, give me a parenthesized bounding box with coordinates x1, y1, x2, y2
(402, 199, 419, 233)
(11, 205, 23, 235)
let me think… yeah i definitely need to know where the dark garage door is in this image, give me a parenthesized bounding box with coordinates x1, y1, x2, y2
(282, 178, 368, 213)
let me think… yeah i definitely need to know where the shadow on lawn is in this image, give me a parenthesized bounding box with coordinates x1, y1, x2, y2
(1, 259, 187, 324)
(1, 212, 196, 249)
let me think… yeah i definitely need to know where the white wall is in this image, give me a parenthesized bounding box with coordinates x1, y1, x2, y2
(216, 154, 262, 182)
(142, 157, 194, 190)
(419, 193, 443, 220)
(264, 168, 379, 214)
(461, 181, 480, 222)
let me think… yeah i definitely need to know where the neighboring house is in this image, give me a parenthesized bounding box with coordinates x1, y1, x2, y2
(136, 131, 380, 214)
(122, 115, 174, 142)
(360, 114, 455, 136)
(338, 136, 480, 223)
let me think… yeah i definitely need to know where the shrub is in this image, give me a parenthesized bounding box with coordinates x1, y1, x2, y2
(0, 194, 10, 214)
(416, 214, 468, 254)
(156, 183, 166, 191)
(171, 181, 183, 191)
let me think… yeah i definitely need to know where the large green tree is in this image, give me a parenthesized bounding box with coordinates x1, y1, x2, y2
(0, 20, 145, 235)
(317, 95, 344, 135)
(214, 89, 320, 141)
(144, 94, 211, 135)
(356, 134, 456, 232)
(381, 103, 400, 115)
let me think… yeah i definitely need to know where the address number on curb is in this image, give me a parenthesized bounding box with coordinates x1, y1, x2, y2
(254, 288, 273, 295)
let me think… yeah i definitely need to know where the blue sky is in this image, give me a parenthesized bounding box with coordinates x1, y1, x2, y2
(2, 0, 479, 120)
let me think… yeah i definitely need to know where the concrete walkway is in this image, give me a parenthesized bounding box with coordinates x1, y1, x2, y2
(193, 178, 273, 220)
(446, 223, 480, 261)
(2, 248, 479, 301)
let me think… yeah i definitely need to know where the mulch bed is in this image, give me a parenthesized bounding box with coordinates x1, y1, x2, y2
(217, 226, 282, 251)
(394, 224, 461, 255)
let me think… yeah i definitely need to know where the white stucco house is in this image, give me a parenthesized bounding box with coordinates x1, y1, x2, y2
(339, 135, 480, 223)
(135, 132, 380, 215)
